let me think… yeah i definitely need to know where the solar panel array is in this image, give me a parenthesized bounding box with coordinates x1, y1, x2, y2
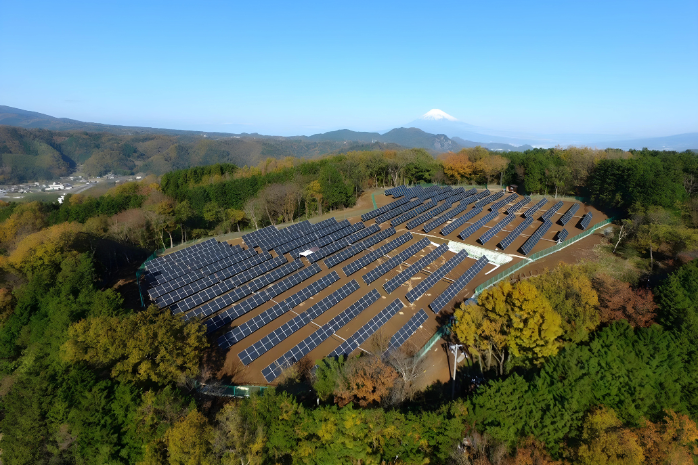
(429, 256, 489, 314)
(383, 243, 449, 293)
(238, 280, 361, 365)
(423, 200, 473, 233)
(281, 219, 353, 256)
(390, 200, 436, 226)
(217, 271, 341, 349)
(405, 201, 456, 230)
(203, 263, 321, 333)
(478, 213, 516, 244)
(373, 199, 424, 224)
(490, 193, 519, 212)
(523, 198, 548, 218)
(541, 201, 564, 221)
(559, 203, 580, 225)
(305, 223, 367, 263)
(473, 190, 506, 209)
(324, 226, 396, 268)
(361, 197, 410, 221)
(362, 237, 430, 284)
(145, 241, 244, 286)
(342, 233, 412, 276)
(387, 309, 428, 352)
(458, 210, 500, 239)
(497, 217, 534, 250)
(520, 220, 552, 255)
(579, 212, 592, 230)
(328, 298, 404, 358)
(405, 250, 468, 303)
(556, 229, 569, 242)
(261, 289, 382, 382)
(506, 196, 532, 214)
(439, 207, 482, 236)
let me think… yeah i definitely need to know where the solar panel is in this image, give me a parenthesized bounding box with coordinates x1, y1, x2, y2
(497, 217, 534, 250)
(541, 201, 563, 221)
(217, 271, 341, 349)
(520, 220, 552, 255)
(439, 207, 482, 236)
(522, 198, 548, 218)
(261, 289, 382, 382)
(383, 244, 449, 293)
(489, 193, 519, 212)
(555, 229, 568, 242)
(559, 203, 580, 225)
(457, 210, 500, 239)
(327, 298, 404, 358)
(429, 256, 489, 314)
(373, 199, 424, 224)
(280, 219, 353, 256)
(342, 232, 412, 276)
(362, 238, 430, 284)
(405, 250, 468, 303)
(390, 200, 437, 226)
(423, 200, 474, 233)
(361, 197, 410, 221)
(405, 201, 456, 229)
(199, 262, 321, 333)
(472, 191, 503, 209)
(477, 213, 516, 245)
(387, 309, 428, 352)
(506, 196, 532, 215)
(237, 279, 361, 365)
(578, 212, 592, 230)
(323, 226, 395, 268)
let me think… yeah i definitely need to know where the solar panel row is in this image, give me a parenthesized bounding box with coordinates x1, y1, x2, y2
(522, 198, 548, 218)
(439, 207, 483, 236)
(556, 229, 568, 242)
(429, 256, 489, 314)
(473, 191, 506, 209)
(458, 210, 500, 239)
(559, 203, 580, 225)
(145, 237, 217, 271)
(390, 200, 437, 226)
(383, 244, 449, 294)
(342, 232, 412, 277)
(579, 212, 592, 230)
(405, 250, 468, 303)
(477, 213, 516, 244)
(362, 237, 431, 285)
(373, 199, 424, 225)
(497, 217, 534, 250)
(520, 220, 553, 255)
(305, 223, 367, 263)
(361, 197, 410, 221)
(423, 201, 473, 233)
(261, 289, 382, 382)
(146, 241, 243, 284)
(323, 226, 396, 268)
(489, 193, 519, 212)
(217, 271, 341, 349)
(405, 200, 455, 230)
(238, 280, 361, 365)
(387, 309, 428, 352)
(203, 263, 322, 333)
(506, 196, 532, 215)
(278, 219, 351, 256)
(287, 220, 355, 258)
(327, 298, 404, 358)
(541, 201, 564, 221)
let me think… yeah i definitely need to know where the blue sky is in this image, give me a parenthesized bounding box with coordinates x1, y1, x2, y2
(1, 0, 697, 137)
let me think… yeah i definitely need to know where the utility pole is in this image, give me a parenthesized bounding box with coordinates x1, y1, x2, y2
(449, 343, 463, 399)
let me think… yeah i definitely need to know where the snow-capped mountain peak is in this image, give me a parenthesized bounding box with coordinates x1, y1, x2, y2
(420, 109, 458, 121)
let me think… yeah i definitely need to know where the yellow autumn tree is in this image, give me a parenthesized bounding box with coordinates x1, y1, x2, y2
(529, 263, 600, 343)
(576, 406, 645, 465)
(454, 281, 563, 375)
(438, 152, 474, 183)
(0, 201, 47, 248)
(62, 305, 208, 384)
(163, 410, 215, 465)
(3, 221, 82, 275)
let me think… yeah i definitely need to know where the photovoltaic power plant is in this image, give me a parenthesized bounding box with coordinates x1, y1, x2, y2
(405, 250, 469, 303)
(522, 198, 548, 218)
(559, 203, 580, 225)
(429, 256, 489, 314)
(579, 212, 593, 230)
(520, 220, 553, 255)
(139, 183, 602, 384)
(497, 217, 534, 250)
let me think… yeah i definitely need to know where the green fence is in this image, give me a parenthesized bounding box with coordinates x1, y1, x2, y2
(473, 217, 615, 295)
(415, 323, 451, 359)
(196, 382, 269, 398)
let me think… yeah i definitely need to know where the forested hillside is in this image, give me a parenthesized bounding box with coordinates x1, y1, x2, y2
(1, 146, 698, 463)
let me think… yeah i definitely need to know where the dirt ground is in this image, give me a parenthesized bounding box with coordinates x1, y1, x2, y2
(151, 188, 612, 387)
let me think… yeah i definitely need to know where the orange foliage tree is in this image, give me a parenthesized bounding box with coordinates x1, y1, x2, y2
(593, 274, 657, 327)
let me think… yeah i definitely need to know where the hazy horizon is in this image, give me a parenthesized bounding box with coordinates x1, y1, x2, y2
(1, 0, 697, 138)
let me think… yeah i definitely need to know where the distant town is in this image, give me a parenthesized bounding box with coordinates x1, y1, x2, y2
(0, 173, 146, 203)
